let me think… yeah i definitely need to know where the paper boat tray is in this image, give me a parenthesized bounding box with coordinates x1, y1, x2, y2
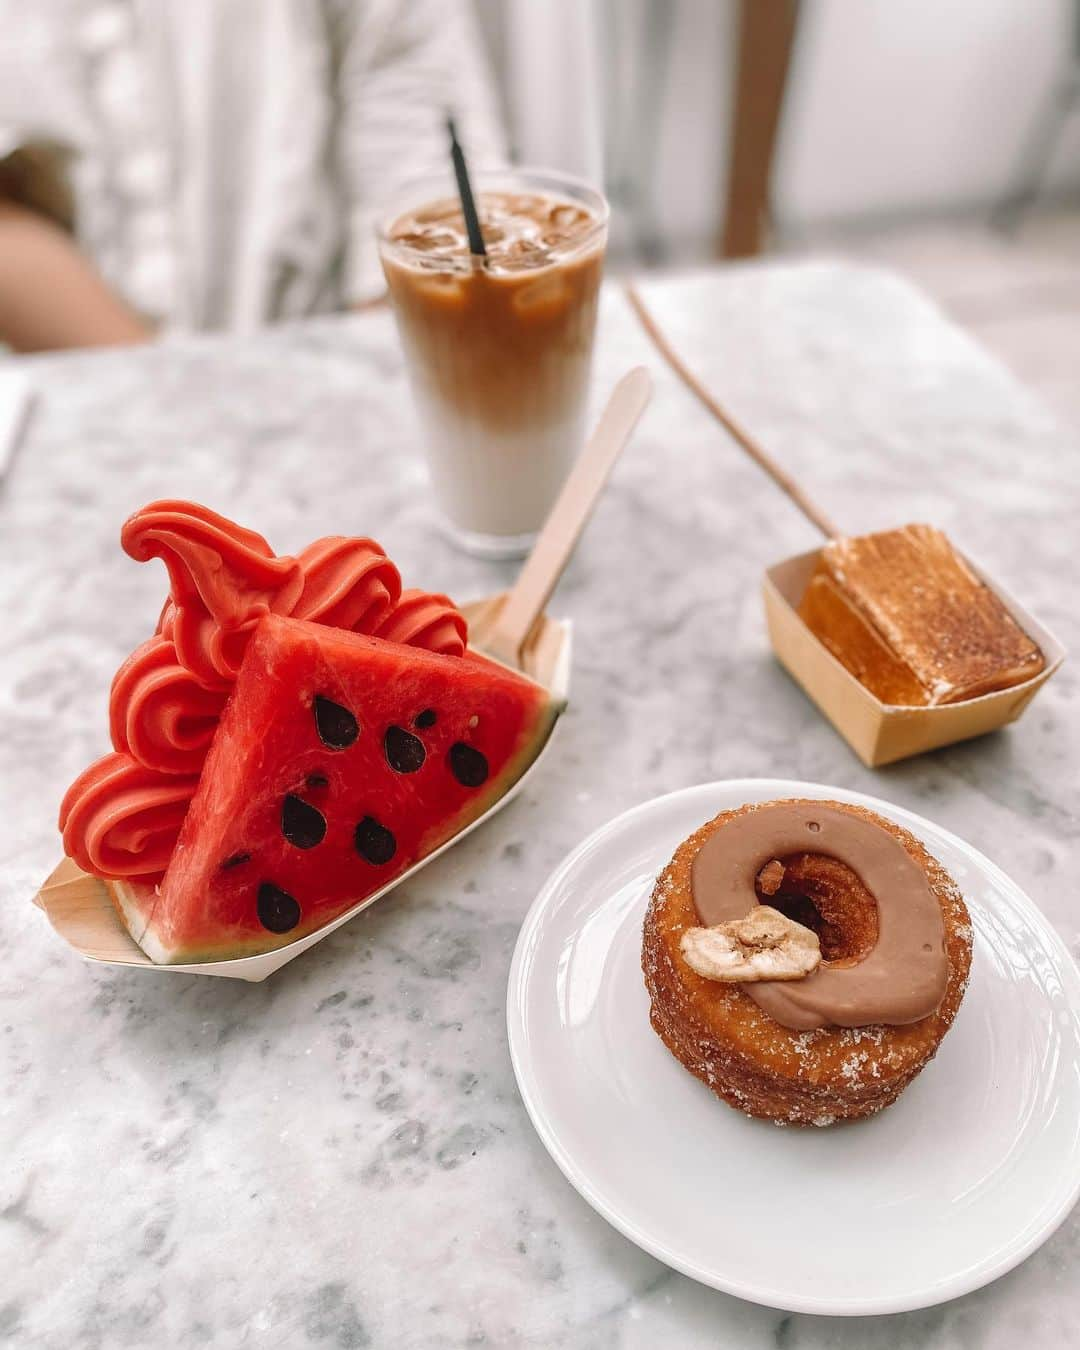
(763, 550, 1064, 768)
(35, 610, 571, 983)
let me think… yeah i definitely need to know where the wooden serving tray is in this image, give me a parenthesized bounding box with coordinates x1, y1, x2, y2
(764, 550, 1065, 767)
(34, 607, 571, 982)
(33, 366, 653, 982)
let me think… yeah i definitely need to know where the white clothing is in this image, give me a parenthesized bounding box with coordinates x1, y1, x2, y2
(0, 0, 506, 330)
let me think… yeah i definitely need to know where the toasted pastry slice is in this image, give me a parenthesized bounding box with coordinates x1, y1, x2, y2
(798, 524, 1044, 706)
(799, 570, 930, 706)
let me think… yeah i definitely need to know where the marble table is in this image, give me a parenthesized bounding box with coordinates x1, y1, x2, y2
(3, 264, 1078, 1349)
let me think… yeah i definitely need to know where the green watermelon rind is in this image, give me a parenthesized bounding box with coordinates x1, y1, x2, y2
(106, 628, 569, 970)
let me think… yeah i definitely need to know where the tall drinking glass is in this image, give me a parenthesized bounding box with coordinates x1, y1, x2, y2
(377, 168, 608, 558)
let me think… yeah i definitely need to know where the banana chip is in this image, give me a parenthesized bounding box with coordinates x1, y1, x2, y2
(680, 906, 821, 983)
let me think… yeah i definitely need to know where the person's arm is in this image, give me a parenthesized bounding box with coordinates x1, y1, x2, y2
(331, 0, 509, 307)
(0, 200, 150, 352)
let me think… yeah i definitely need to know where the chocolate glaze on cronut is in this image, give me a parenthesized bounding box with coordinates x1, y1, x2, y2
(691, 802, 948, 1031)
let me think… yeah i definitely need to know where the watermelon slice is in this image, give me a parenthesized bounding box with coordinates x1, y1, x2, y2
(113, 615, 558, 963)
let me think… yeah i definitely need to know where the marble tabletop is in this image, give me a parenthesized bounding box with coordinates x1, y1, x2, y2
(3, 264, 1078, 1349)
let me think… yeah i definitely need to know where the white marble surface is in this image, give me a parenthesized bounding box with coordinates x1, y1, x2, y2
(3, 264, 1078, 1348)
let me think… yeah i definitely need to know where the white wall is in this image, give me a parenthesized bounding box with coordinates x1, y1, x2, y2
(776, 0, 1080, 228)
(647, 1, 735, 250)
(501, 0, 604, 181)
(482, 0, 1080, 253)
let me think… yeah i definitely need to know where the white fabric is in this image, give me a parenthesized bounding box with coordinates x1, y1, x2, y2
(0, 0, 506, 331)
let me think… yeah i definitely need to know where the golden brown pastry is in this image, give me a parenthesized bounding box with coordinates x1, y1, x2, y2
(642, 799, 973, 1125)
(798, 524, 1044, 706)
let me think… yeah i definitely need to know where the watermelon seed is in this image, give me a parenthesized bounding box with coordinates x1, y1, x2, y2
(282, 795, 327, 849)
(385, 725, 426, 774)
(221, 852, 251, 870)
(257, 882, 301, 933)
(414, 709, 437, 729)
(306, 773, 329, 789)
(314, 695, 359, 749)
(355, 816, 397, 865)
(449, 742, 489, 788)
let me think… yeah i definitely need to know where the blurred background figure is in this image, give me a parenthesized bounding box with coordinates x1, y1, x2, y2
(0, 0, 504, 350)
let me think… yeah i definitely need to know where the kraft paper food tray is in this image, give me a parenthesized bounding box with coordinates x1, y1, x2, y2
(763, 549, 1065, 768)
(34, 610, 571, 983)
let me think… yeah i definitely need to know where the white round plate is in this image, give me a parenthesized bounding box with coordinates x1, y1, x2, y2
(507, 779, 1080, 1316)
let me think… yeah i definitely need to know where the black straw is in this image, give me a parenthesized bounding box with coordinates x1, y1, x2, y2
(447, 116, 486, 258)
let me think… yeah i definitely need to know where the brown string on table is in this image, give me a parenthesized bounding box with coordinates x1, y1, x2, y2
(624, 281, 840, 540)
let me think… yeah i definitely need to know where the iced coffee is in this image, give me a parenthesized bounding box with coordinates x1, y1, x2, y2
(378, 170, 608, 556)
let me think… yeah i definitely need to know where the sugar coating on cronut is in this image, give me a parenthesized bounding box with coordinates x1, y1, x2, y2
(641, 799, 973, 1127)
